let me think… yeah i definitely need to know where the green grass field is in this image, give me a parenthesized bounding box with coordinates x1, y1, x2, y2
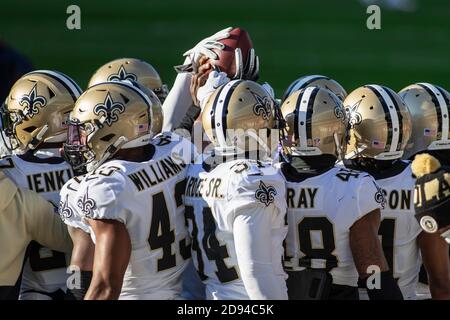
(1, 0, 450, 96)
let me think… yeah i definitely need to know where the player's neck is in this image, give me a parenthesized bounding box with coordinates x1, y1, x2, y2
(289, 154, 336, 173)
(354, 157, 397, 172)
(114, 144, 155, 162)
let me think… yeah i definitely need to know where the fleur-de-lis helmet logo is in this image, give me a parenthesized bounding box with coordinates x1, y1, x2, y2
(345, 99, 363, 128)
(255, 181, 277, 206)
(250, 91, 273, 120)
(107, 65, 137, 82)
(77, 188, 96, 218)
(93, 92, 125, 126)
(58, 194, 73, 221)
(19, 84, 47, 118)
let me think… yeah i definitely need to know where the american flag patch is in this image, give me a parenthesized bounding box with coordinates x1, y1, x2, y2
(424, 128, 436, 137)
(137, 123, 149, 133)
(313, 138, 321, 146)
(372, 140, 385, 149)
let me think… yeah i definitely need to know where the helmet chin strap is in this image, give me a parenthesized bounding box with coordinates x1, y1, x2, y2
(44, 132, 66, 143)
(345, 142, 367, 160)
(28, 124, 49, 150)
(87, 136, 128, 172)
(334, 132, 345, 161)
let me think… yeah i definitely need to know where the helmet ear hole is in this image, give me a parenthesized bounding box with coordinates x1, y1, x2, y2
(24, 126, 37, 133)
(100, 134, 116, 142)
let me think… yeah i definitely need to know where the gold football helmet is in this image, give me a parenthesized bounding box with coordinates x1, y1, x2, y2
(399, 83, 450, 159)
(118, 80, 163, 135)
(1, 70, 82, 153)
(280, 86, 348, 158)
(64, 81, 155, 172)
(88, 58, 169, 103)
(345, 85, 412, 160)
(282, 75, 347, 102)
(202, 80, 279, 156)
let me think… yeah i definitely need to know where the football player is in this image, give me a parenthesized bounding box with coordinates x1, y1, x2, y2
(0, 70, 82, 299)
(343, 85, 450, 299)
(279, 86, 402, 300)
(281, 75, 347, 102)
(400, 83, 450, 165)
(184, 80, 288, 300)
(88, 60, 205, 299)
(62, 81, 194, 299)
(0, 171, 71, 300)
(399, 83, 450, 299)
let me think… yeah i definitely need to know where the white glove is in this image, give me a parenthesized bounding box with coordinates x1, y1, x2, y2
(174, 27, 232, 74)
(262, 82, 275, 99)
(197, 71, 230, 110)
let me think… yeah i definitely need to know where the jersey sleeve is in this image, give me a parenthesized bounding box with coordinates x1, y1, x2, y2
(161, 57, 193, 132)
(59, 176, 91, 233)
(76, 170, 130, 224)
(227, 161, 287, 223)
(355, 175, 386, 220)
(233, 208, 288, 300)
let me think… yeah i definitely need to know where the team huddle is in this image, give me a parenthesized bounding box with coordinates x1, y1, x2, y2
(0, 27, 449, 300)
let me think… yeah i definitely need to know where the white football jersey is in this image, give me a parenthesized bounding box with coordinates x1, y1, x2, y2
(184, 157, 288, 300)
(279, 164, 384, 287)
(0, 149, 73, 299)
(74, 132, 194, 299)
(370, 161, 422, 299)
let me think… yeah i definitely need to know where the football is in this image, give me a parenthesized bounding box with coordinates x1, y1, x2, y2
(209, 27, 254, 79)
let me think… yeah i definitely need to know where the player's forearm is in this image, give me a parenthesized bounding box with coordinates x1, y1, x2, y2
(68, 226, 95, 271)
(418, 232, 450, 299)
(350, 209, 389, 276)
(84, 277, 121, 300)
(162, 61, 193, 131)
(429, 280, 450, 300)
(85, 219, 131, 300)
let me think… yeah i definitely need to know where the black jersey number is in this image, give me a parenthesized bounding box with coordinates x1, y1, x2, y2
(148, 180, 190, 272)
(378, 218, 396, 272)
(185, 205, 239, 283)
(29, 241, 67, 272)
(298, 217, 338, 271)
(149, 192, 176, 271)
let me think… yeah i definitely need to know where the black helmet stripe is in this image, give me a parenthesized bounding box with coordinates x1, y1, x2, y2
(417, 83, 443, 139)
(385, 87, 404, 151)
(306, 87, 320, 143)
(365, 85, 394, 151)
(293, 89, 307, 141)
(436, 85, 450, 140)
(284, 75, 328, 100)
(211, 80, 243, 146)
(26, 70, 82, 101)
(210, 83, 227, 143)
(296, 86, 320, 148)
